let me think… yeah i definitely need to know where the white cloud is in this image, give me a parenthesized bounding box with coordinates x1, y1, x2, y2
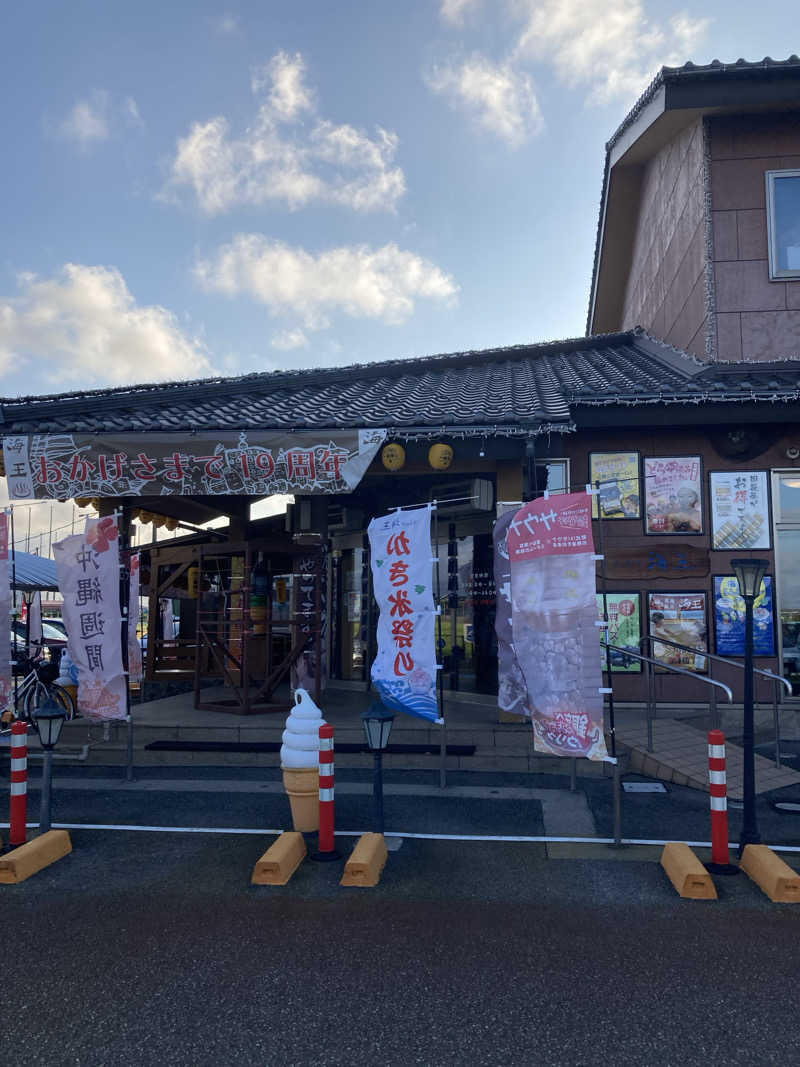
(58, 92, 110, 145)
(0, 265, 215, 387)
(195, 234, 458, 328)
(124, 97, 144, 128)
(440, 0, 482, 23)
(271, 328, 309, 351)
(165, 50, 405, 214)
(511, 0, 710, 105)
(427, 55, 542, 146)
(210, 12, 240, 35)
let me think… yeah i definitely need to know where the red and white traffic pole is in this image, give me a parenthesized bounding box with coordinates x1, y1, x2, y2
(707, 728, 735, 872)
(312, 723, 340, 861)
(9, 720, 28, 847)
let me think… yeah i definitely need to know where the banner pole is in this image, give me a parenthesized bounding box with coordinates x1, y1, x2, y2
(433, 502, 447, 789)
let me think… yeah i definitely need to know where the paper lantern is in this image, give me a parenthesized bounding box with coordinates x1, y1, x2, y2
(381, 442, 406, 471)
(428, 442, 454, 470)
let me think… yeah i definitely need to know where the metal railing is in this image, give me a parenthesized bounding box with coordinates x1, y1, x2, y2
(638, 635, 791, 766)
(602, 641, 734, 758)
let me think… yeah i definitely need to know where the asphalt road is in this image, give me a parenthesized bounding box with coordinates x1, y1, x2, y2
(3, 784, 800, 1067)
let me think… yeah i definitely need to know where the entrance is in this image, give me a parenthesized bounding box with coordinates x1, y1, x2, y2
(773, 471, 800, 694)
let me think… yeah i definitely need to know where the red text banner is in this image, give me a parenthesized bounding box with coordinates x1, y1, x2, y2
(3, 429, 386, 499)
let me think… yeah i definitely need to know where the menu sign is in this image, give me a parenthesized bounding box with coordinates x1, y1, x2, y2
(710, 471, 770, 550)
(644, 457, 703, 535)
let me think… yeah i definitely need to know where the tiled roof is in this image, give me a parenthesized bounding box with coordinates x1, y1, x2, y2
(2, 329, 800, 437)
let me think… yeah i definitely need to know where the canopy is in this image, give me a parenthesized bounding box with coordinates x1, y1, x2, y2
(10, 549, 59, 592)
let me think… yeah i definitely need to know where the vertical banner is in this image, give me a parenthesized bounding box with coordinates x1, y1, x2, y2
(28, 589, 44, 659)
(0, 513, 11, 712)
(368, 505, 441, 723)
(128, 553, 143, 683)
(507, 493, 607, 760)
(291, 550, 328, 693)
(494, 508, 532, 717)
(53, 517, 127, 720)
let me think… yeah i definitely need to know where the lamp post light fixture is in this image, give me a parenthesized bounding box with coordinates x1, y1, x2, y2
(33, 696, 67, 835)
(361, 702, 395, 835)
(731, 557, 770, 858)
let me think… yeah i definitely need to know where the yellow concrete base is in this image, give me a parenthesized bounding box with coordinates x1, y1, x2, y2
(251, 832, 307, 886)
(341, 833, 388, 887)
(0, 830, 72, 884)
(498, 709, 526, 724)
(741, 844, 800, 903)
(660, 842, 717, 899)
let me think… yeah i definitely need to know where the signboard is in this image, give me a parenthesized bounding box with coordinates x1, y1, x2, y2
(710, 471, 771, 550)
(714, 575, 775, 657)
(53, 517, 127, 719)
(589, 452, 640, 519)
(368, 505, 440, 724)
(507, 492, 607, 761)
(602, 544, 708, 580)
(597, 592, 641, 673)
(644, 457, 703, 535)
(0, 514, 11, 712)
(129, 553, 143, 683)
(2, 429, 386, 499)
(647, 592, 708, 672)
(494, 507, 531, 718)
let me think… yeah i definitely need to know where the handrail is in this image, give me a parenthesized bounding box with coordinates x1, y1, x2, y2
(637, 634, 792, 695)
(602, 642, 733, 701)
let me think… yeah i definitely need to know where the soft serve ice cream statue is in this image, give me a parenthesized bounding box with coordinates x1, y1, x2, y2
(280, 688, 325, 831)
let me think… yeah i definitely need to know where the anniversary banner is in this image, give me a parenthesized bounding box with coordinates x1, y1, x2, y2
(368, 505, 441, 724)
(2, 428, 386, 499)
(53, 516, 127, 720)
(507, 492, 607, 760)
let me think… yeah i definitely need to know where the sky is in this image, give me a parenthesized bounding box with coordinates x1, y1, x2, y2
(0, 0, 795, 547)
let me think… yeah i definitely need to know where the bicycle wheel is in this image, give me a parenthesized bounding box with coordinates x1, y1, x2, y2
(23, 680, 76, 722)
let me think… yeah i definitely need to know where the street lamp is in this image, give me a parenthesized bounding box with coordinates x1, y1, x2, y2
(731, 557, 769, 857)
(33, 697, 67, 835)
(361, 703, 394, 835)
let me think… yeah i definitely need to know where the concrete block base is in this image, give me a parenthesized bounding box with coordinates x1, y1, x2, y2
(0, 831, 72, 884)
(741, 844, 800, 903)
(341, 833, 388, 887)
(660, 842, 718, 899)
(251, 832, 307, 886)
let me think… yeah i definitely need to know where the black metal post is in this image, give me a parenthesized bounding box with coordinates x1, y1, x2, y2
(40, 749, 54, 834)
(739, 593, 761, 856)
(373, 749, 385, 834)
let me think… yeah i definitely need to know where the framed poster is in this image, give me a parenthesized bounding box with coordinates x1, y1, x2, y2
(647, 592, 708, 672)
(713, 575, 775, 657)
(644, 456, 703, 535)
(589, 452, 641, 519)
(709, 471, 771, 550)
(597, 592, 642, 672)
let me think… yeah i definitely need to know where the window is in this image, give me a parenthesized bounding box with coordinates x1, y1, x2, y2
(766, 170, 800, 279)
(534, 458, 570, 494)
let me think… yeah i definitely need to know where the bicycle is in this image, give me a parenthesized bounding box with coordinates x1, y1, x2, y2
(10, 650, 76, 724)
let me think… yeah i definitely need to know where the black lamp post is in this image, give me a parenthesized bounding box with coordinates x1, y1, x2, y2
(361, 703, 394, 834)
(731, 558, 769, 857)
(33, 697, 67, 834)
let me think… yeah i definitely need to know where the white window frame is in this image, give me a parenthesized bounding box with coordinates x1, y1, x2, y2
(535, 458, 571, 495)
(766, 169, 800, 280)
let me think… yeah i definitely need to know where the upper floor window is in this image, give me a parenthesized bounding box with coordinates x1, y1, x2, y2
(766, 170, 800, 279)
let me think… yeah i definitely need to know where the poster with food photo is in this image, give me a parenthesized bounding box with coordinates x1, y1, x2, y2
(596, 592, 641, 672)
(714, 575, 775, 657)
(589, 452, 641, 519)
(644, 457, 703, 534)
(647, 592, 708, 672)
(710, 471, 770, 550)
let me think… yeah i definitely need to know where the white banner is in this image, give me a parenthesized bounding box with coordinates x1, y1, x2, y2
(53, 516, 126, 720)
(28, 589, 43, 659)
(129, 553, 143, 684)
(368, 505, 441, 724)
(0, 514, 11, 712)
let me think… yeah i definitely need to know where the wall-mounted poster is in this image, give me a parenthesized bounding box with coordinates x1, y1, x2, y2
(644, 457, 703, 535)
(589, 452, 641, 519)
(647, 592, 708, 672)
(597, 592, 641, 672)
(710, 471, 771, 550)
(714, 575, 775, 657)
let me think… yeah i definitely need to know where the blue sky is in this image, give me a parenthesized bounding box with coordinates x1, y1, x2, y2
(0, 0, 795, 400)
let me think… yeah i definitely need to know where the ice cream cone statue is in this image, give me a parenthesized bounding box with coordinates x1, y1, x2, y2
(280, 688, 324, 832)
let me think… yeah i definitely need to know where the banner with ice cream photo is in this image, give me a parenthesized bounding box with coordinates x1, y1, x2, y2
(368, 505, 441, 724)
(507, 493, 608, 761)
